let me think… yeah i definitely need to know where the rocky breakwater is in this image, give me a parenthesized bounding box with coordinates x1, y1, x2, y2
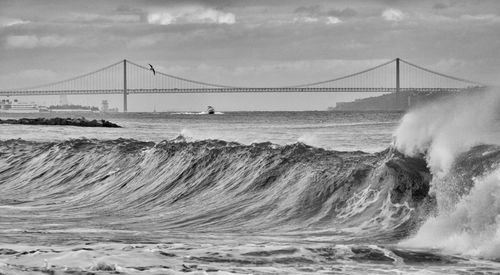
(0, 117, 121, 128)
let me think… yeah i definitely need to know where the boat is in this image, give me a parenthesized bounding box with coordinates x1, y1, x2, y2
(0, 99, 47, 113)
(207, 106, 215, 114)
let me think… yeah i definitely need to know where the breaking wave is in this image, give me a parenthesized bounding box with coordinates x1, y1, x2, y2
(395, 89, 500, 260)
(0, 137, 434, 241)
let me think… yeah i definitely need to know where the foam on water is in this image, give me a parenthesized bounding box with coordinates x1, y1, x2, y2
(401, 168, 500, 259)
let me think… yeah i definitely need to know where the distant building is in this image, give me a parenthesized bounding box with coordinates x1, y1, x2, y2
(100, 100, 118, 113)
(0, 99, 46, 113)
(49, 104, 98, 112)
(101, 100, 109, 112)
(59, 95, 69, 106)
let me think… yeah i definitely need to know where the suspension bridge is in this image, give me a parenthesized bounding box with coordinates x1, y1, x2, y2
(0, 58, 485, 112)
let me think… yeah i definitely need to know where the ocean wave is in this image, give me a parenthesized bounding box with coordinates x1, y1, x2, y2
(2, 132, 500, 259)
(395, 88, 500, 260)
(0, 137, 436, 238)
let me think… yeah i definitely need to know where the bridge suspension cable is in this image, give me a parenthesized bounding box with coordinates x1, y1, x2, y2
(283, 59, 397, 88)
(399, 59, 483, 87)
(10, 61, 123, 92)
(0, 58, 487, 98)
(126, 60, 237, 89)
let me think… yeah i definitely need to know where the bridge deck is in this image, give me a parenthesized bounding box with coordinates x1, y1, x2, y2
(0, 87, 466, 96)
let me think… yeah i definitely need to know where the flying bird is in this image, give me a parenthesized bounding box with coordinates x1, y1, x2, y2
(149, 64, 156, 75)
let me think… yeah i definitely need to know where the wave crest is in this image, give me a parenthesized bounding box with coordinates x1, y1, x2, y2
(395, 89, 500, 260)
(0, 138, 433, 238)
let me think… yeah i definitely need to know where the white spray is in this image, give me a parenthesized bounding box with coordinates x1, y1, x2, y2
(394, 89, 500, 176)
(394, 89, 500, 259)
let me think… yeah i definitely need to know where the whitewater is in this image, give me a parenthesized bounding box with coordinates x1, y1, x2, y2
(0, 91, 499, 274)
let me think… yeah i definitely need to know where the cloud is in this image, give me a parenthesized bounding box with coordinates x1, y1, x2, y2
(430, 58, 468, 74)
(461, 14, 500, 22)
(433, 3, 448, 10)
(382, 8, 405, 21)
(0, 17, 30, 27)
(326, 16, 342, 25)
(147, 6, 235, 25)
(127, 34, 165, 48)
(294, 5, 321, 15)
(38, 36, 74, 47)
(5, 35, 38, 48)
(5, 35, 74, 49)
(292, 5, 350, 25)
(326, 8, 357, 19)
(293, 16, 319, 24)
(0, 69, 59, 89)
(67, 13, 141, 23)
(18, 69, 58, 80)
(1, 0, 500, 95)
(295, 6, 357, 19)
(291, 16, 342, 25)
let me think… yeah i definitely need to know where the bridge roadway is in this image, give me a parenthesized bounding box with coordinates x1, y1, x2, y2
(0, 87, 466, 96)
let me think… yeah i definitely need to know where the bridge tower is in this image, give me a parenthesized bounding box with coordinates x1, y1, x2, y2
(123, 59, 127, 112)
(396, 57, 400, 93)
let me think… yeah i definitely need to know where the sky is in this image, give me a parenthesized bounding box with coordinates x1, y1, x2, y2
(0, 0, 499, 111)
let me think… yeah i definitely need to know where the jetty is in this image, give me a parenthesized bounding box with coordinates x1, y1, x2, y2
(0, 117, 121, 128)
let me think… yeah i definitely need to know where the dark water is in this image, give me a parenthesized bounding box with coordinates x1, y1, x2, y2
(0, 108, 499, 274)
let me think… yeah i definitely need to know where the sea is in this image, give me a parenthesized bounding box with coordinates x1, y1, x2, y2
(0, 90, 500, 274)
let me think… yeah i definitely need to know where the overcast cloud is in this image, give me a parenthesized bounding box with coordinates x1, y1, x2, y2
(0, 0, 499, 111)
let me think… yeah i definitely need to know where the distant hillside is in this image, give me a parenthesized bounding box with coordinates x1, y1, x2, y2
(330, 89, 483, 111)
